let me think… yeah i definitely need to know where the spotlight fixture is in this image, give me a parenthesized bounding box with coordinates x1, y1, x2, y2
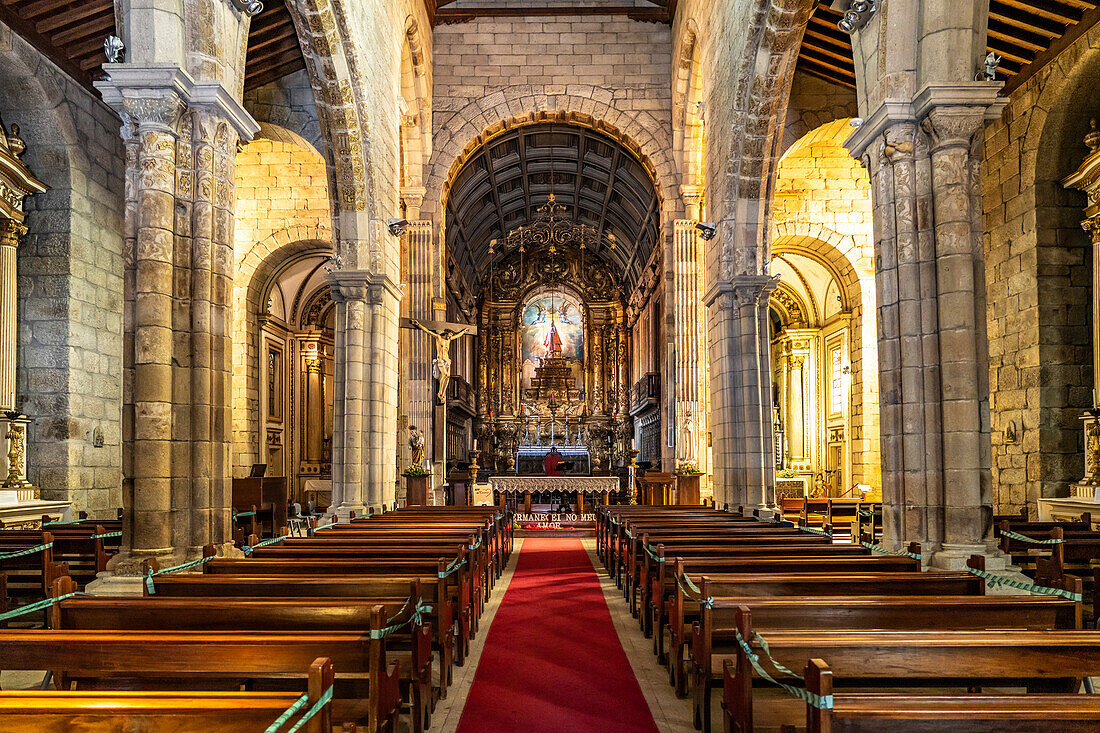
(695, 222, 717, 241)
(387, 218, 409, 237)
(849, 117, 864, 128)
(231, 0, 264, 16)
(838, 0, 877, 34)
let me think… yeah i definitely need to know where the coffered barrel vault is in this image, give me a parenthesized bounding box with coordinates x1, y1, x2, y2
(444, 121, 661, 293)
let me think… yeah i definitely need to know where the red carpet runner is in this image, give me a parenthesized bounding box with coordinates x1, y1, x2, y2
(456, 537, 659, 732)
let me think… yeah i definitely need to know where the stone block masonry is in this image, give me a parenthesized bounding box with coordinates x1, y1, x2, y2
(0, 27, 125, 515)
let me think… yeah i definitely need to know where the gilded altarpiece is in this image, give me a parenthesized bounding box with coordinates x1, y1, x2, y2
(476, 246, 630, 476)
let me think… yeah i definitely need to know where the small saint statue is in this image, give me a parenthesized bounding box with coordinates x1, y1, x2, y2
(411, 319, 471, 402)
(408, 425, 426, 469)
(983, 51, 1001, 81)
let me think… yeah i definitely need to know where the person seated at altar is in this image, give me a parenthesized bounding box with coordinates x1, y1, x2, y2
(543, 447, 565, 476)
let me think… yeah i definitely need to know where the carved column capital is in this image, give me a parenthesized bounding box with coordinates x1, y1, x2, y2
(122, 93, 187, 136)
(921, 106, 985, 152)
(731, 274, 780, 309)
(0, 218, 28, 247)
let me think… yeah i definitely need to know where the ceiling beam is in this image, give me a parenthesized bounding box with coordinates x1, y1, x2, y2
(0, 3, 94, 88)
(1002, 1, 1100, 95)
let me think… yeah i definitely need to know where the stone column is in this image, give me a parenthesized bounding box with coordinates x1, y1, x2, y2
(673, 219, 702, 467)
(327, 269, 401, 515)
(924, 106, 988, 558)
(95, 66, 259, 576)
(705, 275, 778, 510)
(128, 92, 185, 562)
(845, 83, 1005, 566)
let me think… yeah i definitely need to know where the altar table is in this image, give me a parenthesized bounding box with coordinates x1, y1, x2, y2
(488, 475, 619, 513)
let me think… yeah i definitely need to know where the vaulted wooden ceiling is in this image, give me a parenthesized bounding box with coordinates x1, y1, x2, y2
(446, 121, 661, 291)
(799, 0, 1100, 93)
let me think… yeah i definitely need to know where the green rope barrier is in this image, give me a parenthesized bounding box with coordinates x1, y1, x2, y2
(798, 525, 833, 538)
(370, 598, 435, 639)
(233, 510, 257, 520)
(0, 591, 90, 622)
(859, 540, 921, 561)
(966, 566, 1082, 602)
(0, 541, 53, 561)
(284, 687, 334, 733)
(263, 693, 309, 733)
(1000, 528, 1064, 545)
(676, 572, 713, 608)
(90, 531, 122, 541)
(735, 629, 832, 710)
(243, 534, 290, 556)
(469, 537, 483, 551)
(438, 556, 466, 578)
(144, 555, 217, 595)
(644, 543, 664, 562)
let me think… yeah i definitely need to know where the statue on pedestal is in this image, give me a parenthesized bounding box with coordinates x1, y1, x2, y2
(407, 425, 426, 470)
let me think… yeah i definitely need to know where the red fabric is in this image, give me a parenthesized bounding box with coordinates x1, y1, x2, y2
(543, 451, 564, 476)
(456, 538, 660, 733)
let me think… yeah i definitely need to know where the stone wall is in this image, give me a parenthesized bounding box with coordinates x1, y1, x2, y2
(428, 14, 675, 220)
(982, 25, 1100, 514)
(244, 70, 326, 157)
(0, 26, 125, 515)
(782, 71, 859, 156)
(231, 133, 332, 474)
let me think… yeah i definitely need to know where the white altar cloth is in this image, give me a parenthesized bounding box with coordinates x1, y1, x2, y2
(488, 475, 618, 494)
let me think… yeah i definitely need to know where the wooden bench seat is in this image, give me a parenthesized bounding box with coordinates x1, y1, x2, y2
(690, 583, 1082, 732)
(0, 639, 366, 731)
(664, 564, 983, 695)
(0, 531, 63, 615)
(720, 605, 1100, 731)
(800, 659, 1100, 733)
(147, 573, 458, 684)
(51, 587, 419, 732)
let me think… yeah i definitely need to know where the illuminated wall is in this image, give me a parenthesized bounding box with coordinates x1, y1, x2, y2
(769, 118, 881, 494)
(230, 126, 333, 476)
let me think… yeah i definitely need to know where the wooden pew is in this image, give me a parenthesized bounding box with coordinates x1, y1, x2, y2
(3, 525, 115, 589)
(149, 573, 458, 687)
(690, 576, 1082, 732)
(721, 606, 1100, 732)
(646, 552, 922, 665)
(202, 556, 476, 665)
(800, 658, 1100, 733)
(0, 655, 336, 733)
(666, 562, 984, 696)
(50, 580, 419, 733)
(0, 531, 64, 613)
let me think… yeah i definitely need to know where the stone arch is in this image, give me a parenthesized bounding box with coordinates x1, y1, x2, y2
(0, 26, 125, 512)
(712, 0, 814, 278)
(672, 18, 705, 193)
(285, 0, 382, 270)
(423, 88, 680, 224)
(399, 14, 432, 194)
(771, 229, 880, 490)
(231, 231, 334, 473)
(772, 225, 867, 308)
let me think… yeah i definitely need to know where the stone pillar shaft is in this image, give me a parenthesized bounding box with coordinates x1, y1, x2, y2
(131, 107, 181, 556)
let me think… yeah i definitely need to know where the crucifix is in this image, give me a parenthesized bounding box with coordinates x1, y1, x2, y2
(402, 318, 478, 402)
(399, 317, 479, 504)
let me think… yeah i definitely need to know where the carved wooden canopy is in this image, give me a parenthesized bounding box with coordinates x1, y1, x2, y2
(0, 114, 46, 223)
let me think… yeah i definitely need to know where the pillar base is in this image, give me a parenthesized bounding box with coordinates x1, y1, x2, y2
(928, 542, 1009, 571)
(333, 503, 367, 521)
(84, 572, 145, 597)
